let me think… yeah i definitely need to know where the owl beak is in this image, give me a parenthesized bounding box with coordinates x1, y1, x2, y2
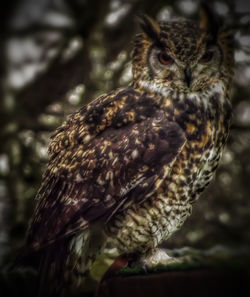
(184, 67, 192, 88)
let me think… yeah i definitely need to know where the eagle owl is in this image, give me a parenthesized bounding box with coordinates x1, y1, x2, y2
(24, 5, 234, 296)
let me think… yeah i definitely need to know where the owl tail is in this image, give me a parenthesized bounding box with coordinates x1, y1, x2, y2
(7, 240, 70, 297)
(11, 239, 72, 297)
(37, 232, 94, 297)
(36, 239, 72, 297)
(12, 231, 94, 296)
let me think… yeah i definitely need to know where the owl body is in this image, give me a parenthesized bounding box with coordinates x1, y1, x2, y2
(24, 8, 234, 295)
(105, 82, 231, 255)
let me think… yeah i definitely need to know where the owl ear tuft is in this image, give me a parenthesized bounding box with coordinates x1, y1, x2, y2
(199, 3, 221, 43)
(137, 14, 161, 41)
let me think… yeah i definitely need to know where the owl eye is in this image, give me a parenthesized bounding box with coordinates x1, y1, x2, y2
(200, 50, 214, 63)
(158, 53, 174, 65)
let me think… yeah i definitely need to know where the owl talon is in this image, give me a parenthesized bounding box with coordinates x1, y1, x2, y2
(128, 259, 149, 273)
(136, 249, 180, 269)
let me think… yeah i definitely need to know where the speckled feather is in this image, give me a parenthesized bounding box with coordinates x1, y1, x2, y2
(24, 7, 234, 295)
(28, 89, 186, 250)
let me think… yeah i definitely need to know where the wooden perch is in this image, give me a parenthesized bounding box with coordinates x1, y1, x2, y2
(97, 268, 250, 297)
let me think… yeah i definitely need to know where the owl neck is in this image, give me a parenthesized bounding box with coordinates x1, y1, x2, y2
(134, 80, 231, 112)
(134, 80, 228, 103)
(134, 79, 232, 139)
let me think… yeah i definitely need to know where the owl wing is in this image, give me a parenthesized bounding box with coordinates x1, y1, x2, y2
(27, 88, 186, 251)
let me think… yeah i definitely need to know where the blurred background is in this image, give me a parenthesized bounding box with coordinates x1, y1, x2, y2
(0, 0, 250, 272)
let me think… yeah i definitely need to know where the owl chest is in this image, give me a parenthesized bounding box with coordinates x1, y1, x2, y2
(170, 118, 224, 204)
(160, 99, 224, 202)
(174, 141, 220, 202)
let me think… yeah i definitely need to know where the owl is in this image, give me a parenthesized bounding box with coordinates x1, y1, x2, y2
(22, 4, 234, 296)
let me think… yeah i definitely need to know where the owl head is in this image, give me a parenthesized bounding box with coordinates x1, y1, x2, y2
(132, 5, 234, 95)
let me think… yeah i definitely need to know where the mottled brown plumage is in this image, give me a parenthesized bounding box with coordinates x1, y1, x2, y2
(24, 5, 234, 296)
